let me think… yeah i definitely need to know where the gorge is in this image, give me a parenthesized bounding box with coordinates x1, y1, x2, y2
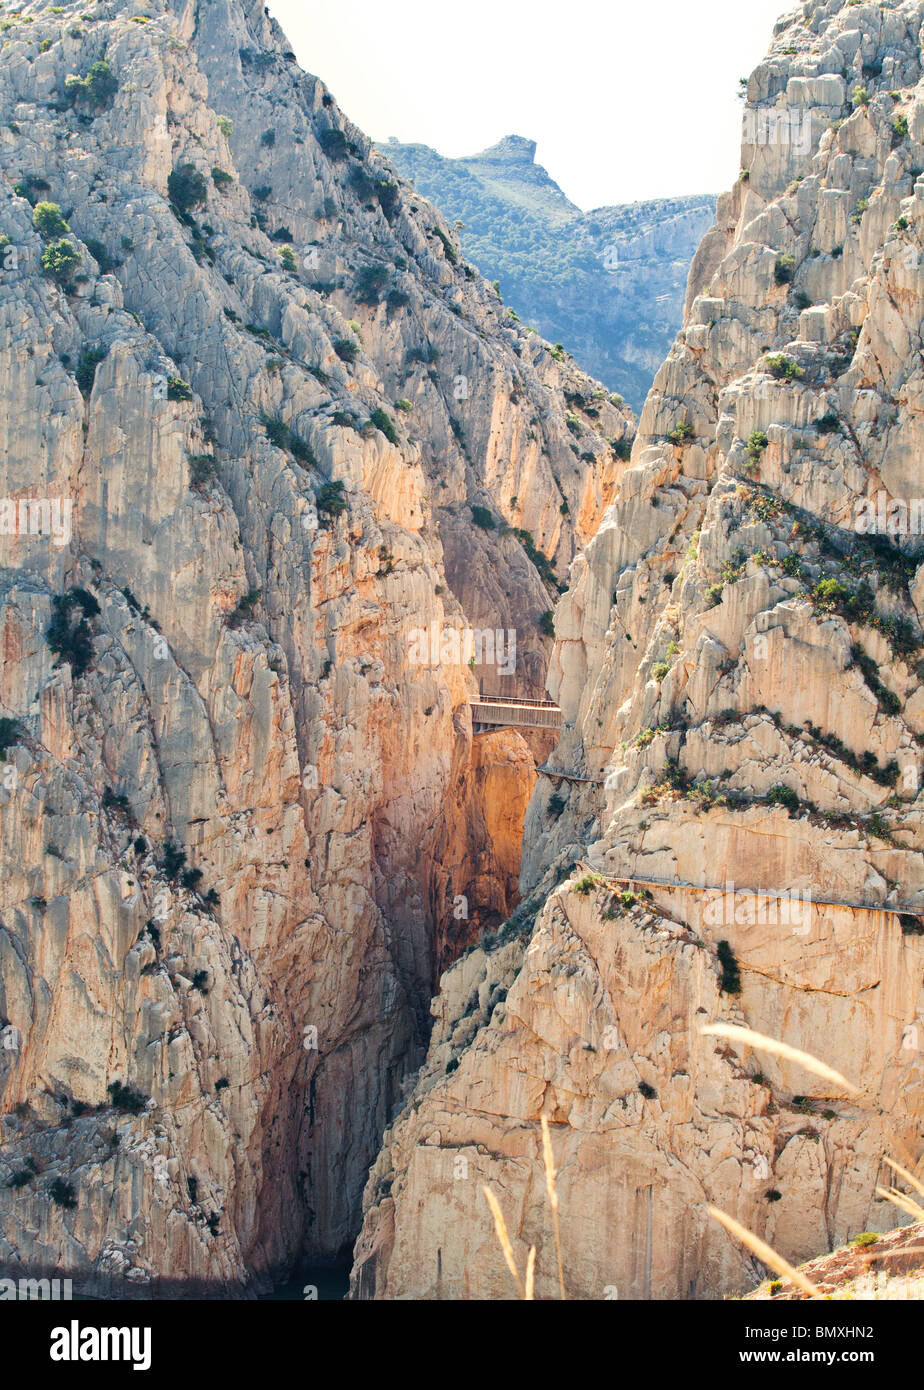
(0, 0, 921, 1306)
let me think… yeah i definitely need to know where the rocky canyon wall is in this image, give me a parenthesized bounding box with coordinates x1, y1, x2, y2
(0, 0, 632, 1291)
(352, 0, 924, 1300)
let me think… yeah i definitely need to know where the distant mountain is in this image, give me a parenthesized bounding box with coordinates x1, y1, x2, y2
(381, 135, 715, 410)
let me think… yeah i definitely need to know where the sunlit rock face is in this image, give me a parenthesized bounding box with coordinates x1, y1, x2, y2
(0, 0, 631, 1292)
(352, 0, 924, 1300)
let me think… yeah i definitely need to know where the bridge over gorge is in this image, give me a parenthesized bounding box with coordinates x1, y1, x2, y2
(469, 695, 563, 733)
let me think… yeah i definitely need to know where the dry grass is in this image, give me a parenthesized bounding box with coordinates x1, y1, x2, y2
(483, 1116, 566, 1300)
(703, 1028, 922, 1300)
(699, 1022, 859, 1093)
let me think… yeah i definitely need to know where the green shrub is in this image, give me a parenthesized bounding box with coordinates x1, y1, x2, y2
(316, 480, 348, 520)
(83, 237, 117, 273)
(355, 263, 389, 304)
(189, 454, 218, 487)
(13, 174, 51, 204)
(375, 179, 400, 221)
(161, 840, 187, 880)
(767, 783, 800, 813)
(747, 429, 769, 461)
(612, 438, 632, 461)
(319, 128, 348, 160)
(46, 588, 98, 676)
(211, 167, 234, 190)
(369, 407, 397, 443)
(764, 353, 803, 381)
(32, 201, 69, 239)
(49, 1178, 77, 1208)
(333, 337, 358, 363)
(851, 84, 869, 107)
(540, 610, 555, 638)
(216, 114, 233, 137)
(279, 245, 297, 272)
(717, 940, 742, 994)
(107, 1080, 148, 1114)
(229, 589, 261, 626)
(41, 238, 80, 281)
(0, 717, 21, 758)
(667, 421, 695, 446)
(166, 375, 192, 402)
(652, 661, 670, 683)
(774, 254, 796, 285)
(261, 416, 315, 466)
(75, 346, 105, 397)
(573, 873, 604, 896)
(167, 163, 207, 213)
(471, 505, 495, 530)
(432, 226, 457, 265)
(816, 412, 841, 434)
(64, 59, 118, 110)
(394, 398, 413, 414)
(638, 1082, 657, 1100)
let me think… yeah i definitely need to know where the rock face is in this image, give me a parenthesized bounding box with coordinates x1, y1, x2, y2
(352, 0, 924, 1300)
(0, 0, 632, 1292)
(384, 134, 715, 411)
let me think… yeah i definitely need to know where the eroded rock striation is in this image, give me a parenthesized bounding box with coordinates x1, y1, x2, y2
(352, 0, 924, 1300)
(0, 0, 632, 1292)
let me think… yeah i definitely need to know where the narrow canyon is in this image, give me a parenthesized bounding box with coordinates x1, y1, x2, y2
(0, 0, 921, 1305)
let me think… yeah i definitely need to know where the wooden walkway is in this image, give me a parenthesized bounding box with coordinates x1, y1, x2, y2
(579, 863, 924, 923)
(470, 696, 562, 733)
(538, 764, 605, 785)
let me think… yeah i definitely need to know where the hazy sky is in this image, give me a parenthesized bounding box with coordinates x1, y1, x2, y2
(268, 0, 791, 208)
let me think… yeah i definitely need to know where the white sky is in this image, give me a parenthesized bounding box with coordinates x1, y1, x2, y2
(268, 0, 792, 208)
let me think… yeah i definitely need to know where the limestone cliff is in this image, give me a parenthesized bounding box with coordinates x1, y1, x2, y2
(352, 0, 924, 1300)
(0, 0, 631, 1292)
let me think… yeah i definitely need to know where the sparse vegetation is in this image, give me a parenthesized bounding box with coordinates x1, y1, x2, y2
(0, 718, 21, 759)
(76, 346, 106, 397)
(32, 201, 69, 239)
(168, 164, 208, 214)
(747, 429, 769, 462)
(41, 238, 80, 282)
(316, 480, 348, 521)
(64, 59, 118, 111)
(333, 337, 358, 363)
(166, 375, 192, 402)
(774, 254, 796, 285)
(369, 407, 397, 444)
(107, 1081, 149, 1114)
(717, 940, 742, 994)
(765, 353, 803, 381)
(46, 588, 99, 677)
(49, 1177, 77, 1209)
